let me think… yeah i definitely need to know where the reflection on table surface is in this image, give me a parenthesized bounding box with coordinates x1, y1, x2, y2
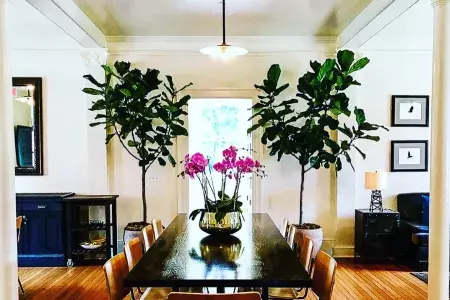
(127, 213, 310, 286)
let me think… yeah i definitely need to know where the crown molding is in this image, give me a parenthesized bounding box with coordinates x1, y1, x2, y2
(80, 48, 108, 67)
(432, 0, 450, 7)
(106, 36, 337, 55)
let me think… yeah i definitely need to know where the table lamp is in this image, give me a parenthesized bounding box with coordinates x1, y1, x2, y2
(365, 171, 388, 211)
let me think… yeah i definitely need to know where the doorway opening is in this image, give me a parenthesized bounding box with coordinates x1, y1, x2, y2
(188, 98, 253, 214)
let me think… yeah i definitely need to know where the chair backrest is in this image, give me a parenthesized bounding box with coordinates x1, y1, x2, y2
(287, 225, 297, 249)
(16, 216, 23, 241)
(168, 292, 261, 300)
(312, 251, 337, 300)
(103, 252, 131, 300)
(279, 217, 289, 239)
(299, 235, 314, 273)
(142, 224, 155, 252)
(152, 218, 164, 240)
(124, 237, 143, 271)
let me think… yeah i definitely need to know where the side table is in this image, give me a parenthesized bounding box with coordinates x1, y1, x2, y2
(354, 209, 400, 262)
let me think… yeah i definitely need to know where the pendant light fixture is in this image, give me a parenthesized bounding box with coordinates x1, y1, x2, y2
(200, 0, 248, 59)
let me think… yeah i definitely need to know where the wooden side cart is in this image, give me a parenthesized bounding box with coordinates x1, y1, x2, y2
(63, 195, 118, 267)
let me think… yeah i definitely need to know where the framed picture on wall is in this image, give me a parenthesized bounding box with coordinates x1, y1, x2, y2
(391, 95, 430, 127)
(390, 140, 428, 172)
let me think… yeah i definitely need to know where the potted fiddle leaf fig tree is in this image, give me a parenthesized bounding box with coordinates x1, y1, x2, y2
(83, 61, 192, 242)
(248, 50, 388, 257)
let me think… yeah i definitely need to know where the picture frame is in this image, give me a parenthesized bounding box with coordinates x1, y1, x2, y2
(13, 77, 44, 176)
(391, 95, 429, 127)
(390, 140, 428, 172)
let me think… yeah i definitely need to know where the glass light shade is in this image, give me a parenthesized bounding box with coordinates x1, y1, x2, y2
(200, 44, 248, 60)
(365, 171, 388, 190)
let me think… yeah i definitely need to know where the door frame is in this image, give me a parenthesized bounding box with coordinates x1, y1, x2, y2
(176, 88, 263, 214)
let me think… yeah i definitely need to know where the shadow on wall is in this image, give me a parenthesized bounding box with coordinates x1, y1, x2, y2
(265, 167, 333, 237)
(314, 0, 373, 36)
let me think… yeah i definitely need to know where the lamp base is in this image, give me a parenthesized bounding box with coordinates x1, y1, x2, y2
(370, 190, 383, 211)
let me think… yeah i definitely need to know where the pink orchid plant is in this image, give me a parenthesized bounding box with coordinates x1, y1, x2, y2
(179, 146, 266, 222)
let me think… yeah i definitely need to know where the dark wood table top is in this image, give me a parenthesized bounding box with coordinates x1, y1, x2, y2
(124, 213, 312, 288)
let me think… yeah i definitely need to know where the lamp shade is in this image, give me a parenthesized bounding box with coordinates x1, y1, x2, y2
(365, 172, 388, 190)
(200, 44, 248, 60)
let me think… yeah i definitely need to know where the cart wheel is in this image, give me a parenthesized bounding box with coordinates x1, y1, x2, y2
(66, 259, 74, 267)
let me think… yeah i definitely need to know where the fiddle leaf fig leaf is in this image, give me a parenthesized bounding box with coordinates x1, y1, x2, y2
(310, 61, 321, 73)
(168, 154, 176, 166)
(83, 88, 103, 96)
(353, 144, 367, 159)
(114, 61, 131, 76)
(354, 107, 366, 125)
(102, 65, 113, 74)
(361, 135, 381, 142)
(337, 50, 355, 72)
(349, 58, 370, 74)
(158, 157, 166, 166)
(120, 89, 131, 97)
(83, 75, 104, 88)
(318, 59, 336, 81)
(267, 64, 282, 86)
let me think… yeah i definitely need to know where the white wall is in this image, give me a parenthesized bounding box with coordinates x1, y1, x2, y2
(332, 0, 434, 255)
(355, 51, 432, 210)
(12, 50, 90, 193)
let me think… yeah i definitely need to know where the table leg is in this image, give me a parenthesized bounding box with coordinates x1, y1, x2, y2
(217, 287, 225, 293)
(112, 200, 118, 255)
(105, 203, 112, 259)
(262, 287, 269, 300)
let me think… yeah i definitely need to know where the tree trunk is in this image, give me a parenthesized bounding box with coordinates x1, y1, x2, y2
(299, 164, 305, 225)
(142, 165, 147, 223)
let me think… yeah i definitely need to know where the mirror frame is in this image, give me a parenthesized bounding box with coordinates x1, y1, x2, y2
(13, 77, 43, 176)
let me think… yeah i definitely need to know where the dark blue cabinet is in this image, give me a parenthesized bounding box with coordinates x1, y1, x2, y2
(17, 193, 73, 267)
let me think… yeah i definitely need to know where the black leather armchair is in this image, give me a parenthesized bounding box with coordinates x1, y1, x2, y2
(397, 193, 429, 271)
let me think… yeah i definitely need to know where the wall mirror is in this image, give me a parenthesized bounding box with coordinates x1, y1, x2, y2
(13, 77, 43, 175)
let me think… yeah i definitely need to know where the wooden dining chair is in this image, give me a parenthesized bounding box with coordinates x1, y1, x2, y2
(311, 251, 337, 300)
(142, 224, 155, 252)
(104, 252, 170, 300)
(124, 237, 146, 298)
(299, 235, 314, 274)
(267, 251, 337, 300)
(152, 218, 164, 240)
(286, 225, 296, 250)
(264, 235, 314, 299)
(124, 237, 143, 271)
(168, 292, 261, 300)
(16, 216, 25, 294)
(104, 253, 132, 300)
(279, 217, 289, 239)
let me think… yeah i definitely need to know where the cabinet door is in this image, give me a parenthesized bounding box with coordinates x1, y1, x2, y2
(20, 211, 63, 255)
(44, 211, 63, 254)
(21, 212, 46, 254)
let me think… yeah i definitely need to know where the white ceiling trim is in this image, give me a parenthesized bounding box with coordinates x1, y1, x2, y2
(26, 0, 106, 48)
(106, 36, 337, 55)
(337, 0, 420, 49)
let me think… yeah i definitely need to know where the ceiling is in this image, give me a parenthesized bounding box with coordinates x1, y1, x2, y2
(8, 0, 79, 49)
(362, 0, 433, 50)
(73, 0, 373, 37)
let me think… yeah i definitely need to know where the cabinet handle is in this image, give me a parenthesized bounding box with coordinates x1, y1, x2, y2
(37, 205, 46, 209)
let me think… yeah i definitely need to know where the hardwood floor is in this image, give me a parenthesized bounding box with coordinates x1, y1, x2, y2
(18, 260, 427, 300)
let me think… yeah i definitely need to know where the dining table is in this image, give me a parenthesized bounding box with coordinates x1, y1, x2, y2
(124, 213, 312, 300)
